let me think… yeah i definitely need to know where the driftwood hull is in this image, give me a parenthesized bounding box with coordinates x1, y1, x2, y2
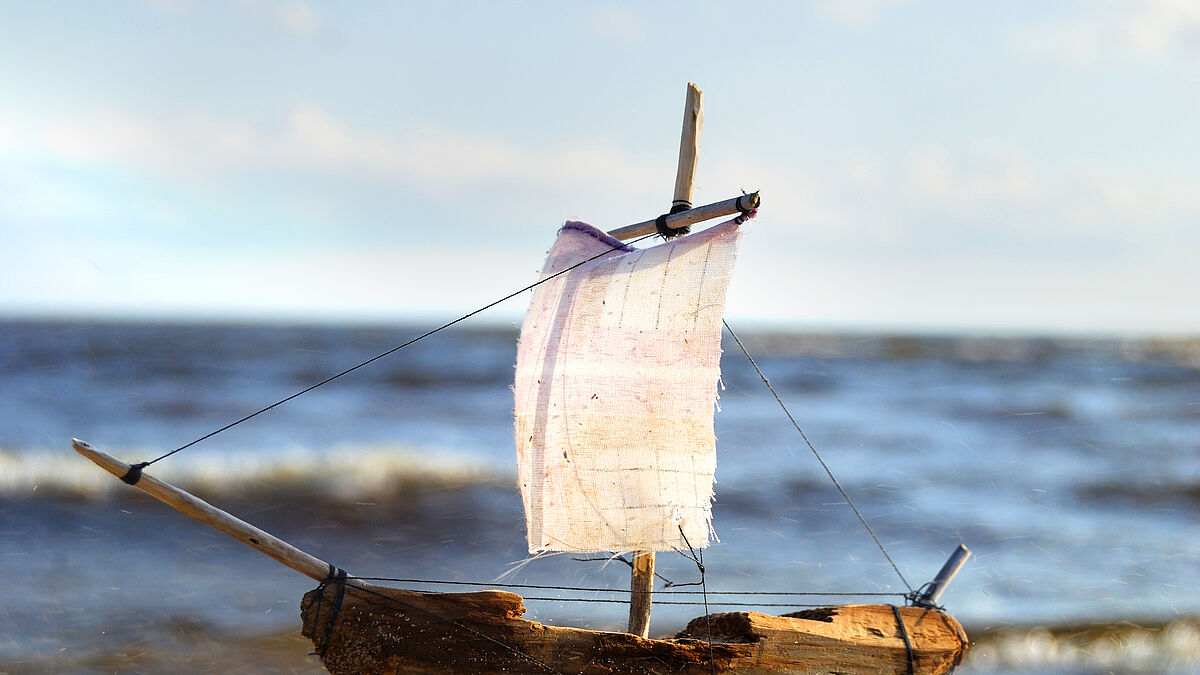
(301, 582, 967, 674)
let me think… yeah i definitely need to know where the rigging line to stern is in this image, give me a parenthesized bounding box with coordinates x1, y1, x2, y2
(511, 598, 857, 608)
(350, 576, 907, 597)
(721, 319, 915, 594)
(676, 525, 717, 675)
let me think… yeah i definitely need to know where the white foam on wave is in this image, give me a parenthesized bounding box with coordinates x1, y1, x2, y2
(0, 442, 512, 501)
(966, 618, 1200, 673)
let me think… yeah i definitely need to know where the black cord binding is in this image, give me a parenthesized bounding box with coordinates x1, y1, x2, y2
(891, 605, 916, 675)
(656, 201, 694, 239)
(312, 564, 348, 657)
(120, 462, 149, 486)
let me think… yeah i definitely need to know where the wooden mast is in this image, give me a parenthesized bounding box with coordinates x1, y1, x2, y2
(627, 82, 704, 639)
(672, 82, 704, 214)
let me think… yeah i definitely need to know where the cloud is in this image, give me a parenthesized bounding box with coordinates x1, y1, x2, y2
(236, 0, 322, 37)
(0, 219, 541, 322)
(775, 140, 1194, 257)
(7, 101, 1198, 332)
(711, 138, 1200, 331)
(810, 0, 909, 27)
(1016, 0, 1200, 66)
(26, 102, 662, 201)
(142, 0, 192, 15)
(17, 102, 1200, 256)
(586, 7, 648, 44)
(5, 101, 672, 250)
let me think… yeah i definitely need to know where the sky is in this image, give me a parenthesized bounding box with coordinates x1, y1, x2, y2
(1, 0, 1198, 335)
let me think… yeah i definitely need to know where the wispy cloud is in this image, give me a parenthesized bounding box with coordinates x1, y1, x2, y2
(724, 142, 1200, 332)
(795, 141, 1197, 257)
(586, 7, 648, 44)
(15, 102, 1197, 255)
(810, 0, 909, 27)
(1016, 0, 1200, 67)
(25, 103, 661, 199)
(236, 0, 322, 37)
(142, 0, 192, 15)
(8, 102, 1197, 330)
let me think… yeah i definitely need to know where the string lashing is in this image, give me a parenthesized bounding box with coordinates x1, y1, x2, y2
(120, 461, 149, 486)
(890, 605, 917, 675)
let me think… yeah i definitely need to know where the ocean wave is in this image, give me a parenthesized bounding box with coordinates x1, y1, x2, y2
(965, 617, 1200, 673)
(732, 332, 1200, 367)
(1075, 478, 1200, 508)
(0, 443, 511, 503)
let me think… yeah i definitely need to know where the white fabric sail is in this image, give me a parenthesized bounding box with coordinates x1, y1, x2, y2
(514, 218, 743, 553)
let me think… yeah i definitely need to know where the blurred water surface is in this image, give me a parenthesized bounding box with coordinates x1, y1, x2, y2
(2, 320, 1197, 673)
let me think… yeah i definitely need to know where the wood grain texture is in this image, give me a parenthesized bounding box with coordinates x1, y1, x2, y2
(671, 82, 703, 210)
(627, 551, 655, 637)
(607, 193, 759, 240)
(302, 582, 967, 674)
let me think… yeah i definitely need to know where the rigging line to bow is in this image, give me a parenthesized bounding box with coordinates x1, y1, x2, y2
(137, 232, 657, 468)
(722, 319, 915, 594)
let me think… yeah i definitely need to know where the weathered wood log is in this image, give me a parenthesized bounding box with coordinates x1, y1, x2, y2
(301, 581, 967, 674)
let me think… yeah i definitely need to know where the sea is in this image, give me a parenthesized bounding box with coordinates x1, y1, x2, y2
(1, 319, 1198, 674)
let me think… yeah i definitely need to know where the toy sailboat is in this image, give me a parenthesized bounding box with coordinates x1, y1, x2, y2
(74, 84, 970, 674)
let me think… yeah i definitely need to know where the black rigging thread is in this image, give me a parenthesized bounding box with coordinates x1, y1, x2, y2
(722, 319, 915, 594)
(349, 576, 906, 599)
(503, 598, 855, 608)
(311, 564, 348, 657)
(572, 553, 714, 590)
(571, 553, 680, 587)
(676, 526, 716, 675)
(891, 604, 917, 675)
(133, 232, 657, 470)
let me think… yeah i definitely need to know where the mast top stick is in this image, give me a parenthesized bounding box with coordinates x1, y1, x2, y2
(627, 82, 704, 639)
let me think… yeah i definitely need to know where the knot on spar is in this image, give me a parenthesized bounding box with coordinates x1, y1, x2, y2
(655, 192, 759, 239)
(890, 605, 916, 675)
(655, 202, 694, 239)
(312, 564, 349, 657)
(732, 191, 759, 224)
(120, 461, 150, 486)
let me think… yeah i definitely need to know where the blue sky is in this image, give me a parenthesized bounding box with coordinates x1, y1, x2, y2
(2, 1, 1197, 334)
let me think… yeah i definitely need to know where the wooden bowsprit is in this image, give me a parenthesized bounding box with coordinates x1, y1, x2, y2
(72, 438, 361, 589)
